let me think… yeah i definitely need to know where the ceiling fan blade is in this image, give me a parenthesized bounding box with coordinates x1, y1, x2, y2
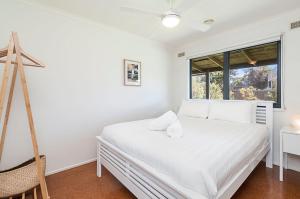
(175, 0, 201, 13)
(120, 6, 161, 18)
(188, 21, 211, 32)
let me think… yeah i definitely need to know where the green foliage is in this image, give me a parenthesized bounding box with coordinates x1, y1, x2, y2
(192, 65, 277, 102)
(210, 71, 223, 87)
(230, 65, 277, 101)
(192, 76, 205, 99)
(209, 71, 223, 99)
(247, 67, 269, 89)
(239, 86, 257, 100)
(210, 82, 223, 99)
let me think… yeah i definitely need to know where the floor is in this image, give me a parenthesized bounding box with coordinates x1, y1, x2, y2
(27, 161, 300, 199)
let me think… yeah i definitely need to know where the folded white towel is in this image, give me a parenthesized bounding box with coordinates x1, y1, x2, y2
(167, 120, 183, 138)
(148, 111, 178, 131)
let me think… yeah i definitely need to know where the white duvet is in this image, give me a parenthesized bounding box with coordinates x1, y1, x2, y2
(101, 116, 269, 199)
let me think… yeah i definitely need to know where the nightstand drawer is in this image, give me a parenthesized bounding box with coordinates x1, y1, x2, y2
(283, 133, 300, 155)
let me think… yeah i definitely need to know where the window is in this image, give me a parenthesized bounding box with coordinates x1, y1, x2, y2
(190, 41, 281, 108)
(190, 53, 224, 100)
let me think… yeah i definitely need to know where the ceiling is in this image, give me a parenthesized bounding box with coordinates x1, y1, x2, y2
(24, 0, 300, 46)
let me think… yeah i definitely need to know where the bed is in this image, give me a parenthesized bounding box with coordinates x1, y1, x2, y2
(96, 100, 273, 199)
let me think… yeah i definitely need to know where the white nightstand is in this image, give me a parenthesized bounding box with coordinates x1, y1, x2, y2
(279, 126, 300, 181)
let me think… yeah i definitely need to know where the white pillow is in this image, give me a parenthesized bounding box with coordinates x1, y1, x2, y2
(208, 101, 253, 123)
(178, 100, 209, 119)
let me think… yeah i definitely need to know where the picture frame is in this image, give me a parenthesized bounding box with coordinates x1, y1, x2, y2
(124, 59, 141, 86)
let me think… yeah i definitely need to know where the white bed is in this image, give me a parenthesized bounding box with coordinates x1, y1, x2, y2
(96, 100, 273, 199)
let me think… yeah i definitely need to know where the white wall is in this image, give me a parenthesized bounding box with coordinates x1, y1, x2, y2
(0, 0, 172, 174)
(171, 8, 300, 171)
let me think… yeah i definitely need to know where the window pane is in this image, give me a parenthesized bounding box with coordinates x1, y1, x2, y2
(229, 42, 278, 102)
(209, 71, 223, 99)
(192, 74, 206, 99)
(191, 53, 224, 99)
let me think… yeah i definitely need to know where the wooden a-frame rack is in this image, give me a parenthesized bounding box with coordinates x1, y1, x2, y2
(0, 32, 49, 199)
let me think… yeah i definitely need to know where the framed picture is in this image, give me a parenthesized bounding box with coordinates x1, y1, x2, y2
(124, 59, 141, 86)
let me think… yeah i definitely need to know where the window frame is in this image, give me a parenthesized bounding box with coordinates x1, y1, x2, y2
(189, 40, 282, 108)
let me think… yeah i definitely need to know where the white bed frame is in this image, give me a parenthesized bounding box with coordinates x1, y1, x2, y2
(96, 100, 273, 199)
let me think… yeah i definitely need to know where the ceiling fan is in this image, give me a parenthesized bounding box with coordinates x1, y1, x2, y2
(120, 0, 214, 31)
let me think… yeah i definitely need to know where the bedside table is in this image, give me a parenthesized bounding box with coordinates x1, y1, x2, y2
(279, 126, 300, 181)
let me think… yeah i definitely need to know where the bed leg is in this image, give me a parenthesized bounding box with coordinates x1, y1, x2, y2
(266, 149, 273, 168)
(97, 141, 102, 177)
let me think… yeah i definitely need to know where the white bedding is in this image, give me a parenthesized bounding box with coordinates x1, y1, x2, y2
(101, 116, 269, 199)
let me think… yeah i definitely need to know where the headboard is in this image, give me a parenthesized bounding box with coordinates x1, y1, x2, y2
(255, 101, 274, 126)
(254, 101, 274, 167)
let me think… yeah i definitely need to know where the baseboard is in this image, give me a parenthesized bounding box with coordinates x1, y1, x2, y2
(46, 158, 97, 176)
(45, 156, 299, 177)
(261, 158, 300, 173)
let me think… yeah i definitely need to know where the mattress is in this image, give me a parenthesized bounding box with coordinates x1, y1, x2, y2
(101, 116, 269, 199)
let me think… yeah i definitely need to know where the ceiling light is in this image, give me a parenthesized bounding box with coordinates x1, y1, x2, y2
(161, 11, 180, 28)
